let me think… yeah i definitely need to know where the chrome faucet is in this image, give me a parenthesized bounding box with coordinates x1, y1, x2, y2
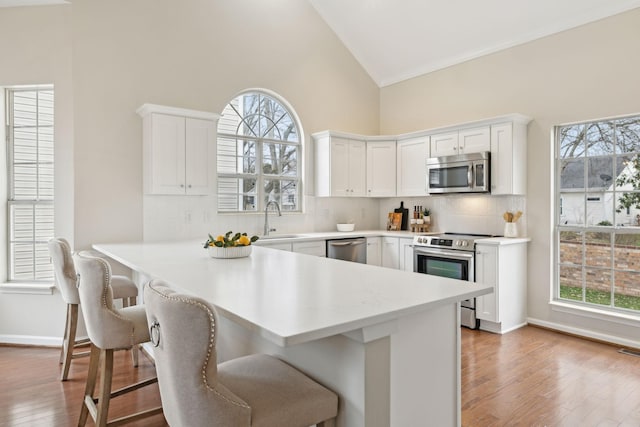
(264, 201, 282, 236)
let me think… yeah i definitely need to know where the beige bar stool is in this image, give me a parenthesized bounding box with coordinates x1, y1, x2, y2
(75, 251, 162, 427)
(144, 279, 339, 427)
(48, 238, 140, 381)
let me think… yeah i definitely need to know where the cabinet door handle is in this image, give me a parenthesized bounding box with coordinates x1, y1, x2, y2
(188, 184, 192, 188)
(180, 184, 185, 188)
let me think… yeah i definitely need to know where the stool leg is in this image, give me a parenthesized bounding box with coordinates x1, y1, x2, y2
(61, 304, 79, 381)
(129, 297, 139, 367)
(78, 344, 100, 427)
(95, 348, 114, 427)
(59, 304, 70, 364)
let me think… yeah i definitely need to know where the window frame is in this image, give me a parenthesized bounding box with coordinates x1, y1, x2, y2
(5, 86, 55, 283)
(216, 90, 303, 214)
(554, 113, 640, 316)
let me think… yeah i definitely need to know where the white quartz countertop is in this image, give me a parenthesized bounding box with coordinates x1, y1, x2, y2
(93, 240, 493, 347)
(254, 229, 435, 244)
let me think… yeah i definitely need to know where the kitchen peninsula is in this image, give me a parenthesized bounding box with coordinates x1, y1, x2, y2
(93, 240, 493, 427)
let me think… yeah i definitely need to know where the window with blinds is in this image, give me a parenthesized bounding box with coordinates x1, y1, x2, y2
(6, 87, 54, 282)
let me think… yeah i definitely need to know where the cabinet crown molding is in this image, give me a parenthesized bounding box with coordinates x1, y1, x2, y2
(313, 113, 532, 142)
(136, 103, 220, 121)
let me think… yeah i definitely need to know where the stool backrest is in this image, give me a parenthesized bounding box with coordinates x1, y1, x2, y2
(75, 252, 136, 350)
(144, 280, 251, 426)
(49, 238, 79, 305)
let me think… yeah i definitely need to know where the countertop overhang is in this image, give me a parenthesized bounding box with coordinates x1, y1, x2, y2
(94, 239, 493, 347)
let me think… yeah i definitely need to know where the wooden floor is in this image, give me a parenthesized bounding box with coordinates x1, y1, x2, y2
(1, 326, 640, 426)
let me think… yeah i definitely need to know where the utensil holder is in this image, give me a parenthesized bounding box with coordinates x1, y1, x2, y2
(504, 222, 518, 238)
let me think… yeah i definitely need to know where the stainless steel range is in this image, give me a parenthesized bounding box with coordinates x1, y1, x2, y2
(413, 232, 494, 329)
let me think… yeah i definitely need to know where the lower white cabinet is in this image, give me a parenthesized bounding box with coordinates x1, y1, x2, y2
(292, 240, 326, 257)
(382, 237, 400, 269)
(366, 237, 381, 266)
(399, 238, 414, 272)
(258, 242, 292, 252)
(475, 241, 528, 334)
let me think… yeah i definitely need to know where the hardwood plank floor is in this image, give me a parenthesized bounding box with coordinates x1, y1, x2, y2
(1, 326, 639, 426)
(462, 326, 640, 427)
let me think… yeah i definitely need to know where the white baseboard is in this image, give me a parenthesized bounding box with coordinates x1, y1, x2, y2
(0, 334, 62, 347)
(527, 317, 640, 350)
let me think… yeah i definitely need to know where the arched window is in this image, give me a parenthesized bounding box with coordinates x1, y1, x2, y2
(217, 90, 302, 212)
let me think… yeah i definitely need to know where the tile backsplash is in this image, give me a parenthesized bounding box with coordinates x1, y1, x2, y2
(379, 195, 527, 237)
(143, 194, 525, 242)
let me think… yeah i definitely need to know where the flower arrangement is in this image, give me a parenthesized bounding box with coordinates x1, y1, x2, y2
(204, 231, 259, 249)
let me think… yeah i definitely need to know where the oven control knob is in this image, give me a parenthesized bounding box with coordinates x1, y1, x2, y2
(461, 240, 469, 247)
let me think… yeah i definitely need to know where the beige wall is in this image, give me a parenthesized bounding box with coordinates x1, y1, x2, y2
(0, 0, 379, 342)
(0, 5, 73, 340)
(380, 9, 640, 345)
(71, 0, 379, 250)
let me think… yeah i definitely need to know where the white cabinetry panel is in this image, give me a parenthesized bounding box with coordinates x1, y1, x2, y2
(397, 137, 428, 196)
(367, 140, 396, 197)
(138, 104, 218, 195)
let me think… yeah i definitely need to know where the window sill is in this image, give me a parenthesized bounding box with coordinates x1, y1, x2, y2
(0, 282, 55, 295)
(550, 300, 640, 327)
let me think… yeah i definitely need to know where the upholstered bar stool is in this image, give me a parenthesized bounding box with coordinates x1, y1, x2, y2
(75, 251, 162, 427)
(49, 238, 140, 381)
(144, 279, 339, 427)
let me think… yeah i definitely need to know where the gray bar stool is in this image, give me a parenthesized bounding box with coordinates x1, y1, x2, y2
(75, 251, 162, 427)
(48, 238, 140, 381)
(144, 279, 338, 427)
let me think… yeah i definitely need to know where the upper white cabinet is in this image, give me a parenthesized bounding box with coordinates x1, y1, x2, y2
(490, 120, 528, 195)
(366, 140, 396, 197)
(397, 136, 429, 196)
(314, 133, 366, 197)
(314, 114, 530, 197)
(137, 104, 218, 195)
(430, 126, 490, 157)
(429, 132, 459, 157)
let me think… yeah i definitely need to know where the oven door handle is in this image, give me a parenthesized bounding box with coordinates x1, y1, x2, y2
(414, 248, 474, 260)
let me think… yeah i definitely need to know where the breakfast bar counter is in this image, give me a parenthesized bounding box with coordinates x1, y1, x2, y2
(93, 240, 493, 427)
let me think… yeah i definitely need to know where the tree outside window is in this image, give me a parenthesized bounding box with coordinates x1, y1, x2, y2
(556, 115, 640, 313)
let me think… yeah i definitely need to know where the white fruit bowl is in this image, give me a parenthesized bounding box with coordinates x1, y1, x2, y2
(336, 223, 355, 232)
(208, 245, 252, 259)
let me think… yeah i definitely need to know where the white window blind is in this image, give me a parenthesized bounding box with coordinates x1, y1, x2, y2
(7, 87, 54, 282)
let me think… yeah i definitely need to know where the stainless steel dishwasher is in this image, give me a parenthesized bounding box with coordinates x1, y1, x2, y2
(326, 237, 367, 264)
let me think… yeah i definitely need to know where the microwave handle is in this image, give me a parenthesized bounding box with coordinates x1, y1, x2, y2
(468, 165, 474, 187)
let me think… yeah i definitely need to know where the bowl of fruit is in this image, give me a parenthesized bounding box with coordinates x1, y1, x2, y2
(204, 231, 259, 259)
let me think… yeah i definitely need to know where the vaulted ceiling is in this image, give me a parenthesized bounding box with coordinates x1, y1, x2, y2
(309, 0, 640, 87)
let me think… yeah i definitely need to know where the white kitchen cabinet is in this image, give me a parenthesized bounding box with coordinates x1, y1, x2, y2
(430, 126, 490, 158)
(366, 237, 381, 266)
(366, 140, 396, 197)
(490, 121, 528, 195)
(475, 240, 528, 334)
(314, 133, 366, 197)
(258, 242, 292, 252)
(292, 240, 326, 257)
(396, 136, 429, 196)
(399, 238, 415, 272)
(138, 104, 218, 195)
(382, 237, 400, 269)
(430, 131, 459, 157)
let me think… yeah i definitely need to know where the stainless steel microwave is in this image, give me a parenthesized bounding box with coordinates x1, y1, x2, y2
(426, 151, 490, 194)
